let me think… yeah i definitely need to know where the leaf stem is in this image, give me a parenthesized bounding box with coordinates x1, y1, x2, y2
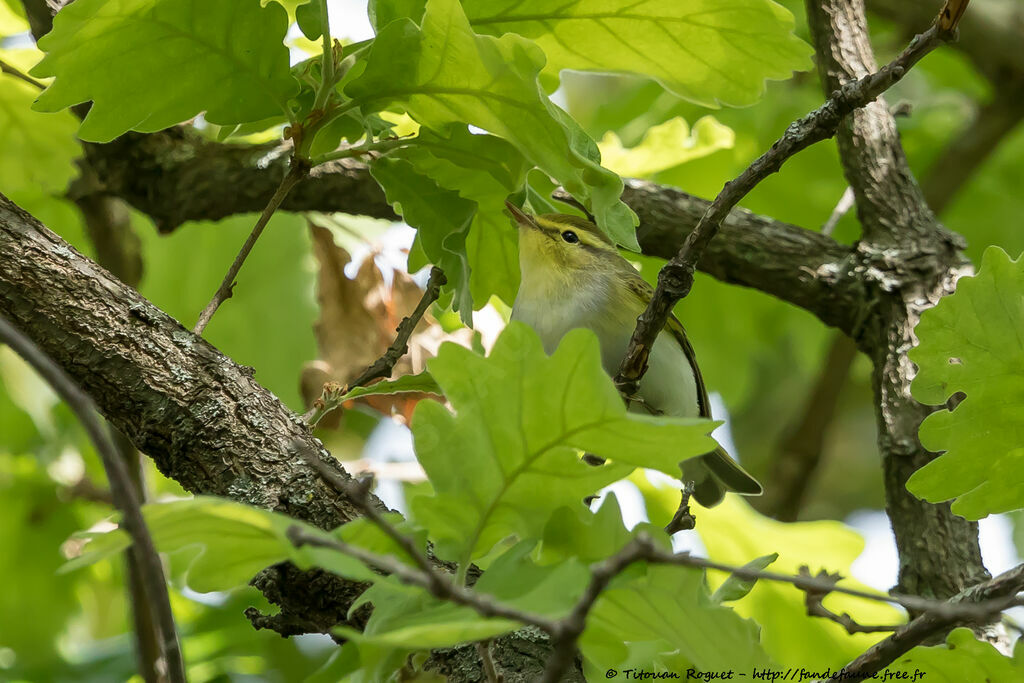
(309, 136, 413, 165)
(312, 0, 335, 114)
(0, 58, 45, 90)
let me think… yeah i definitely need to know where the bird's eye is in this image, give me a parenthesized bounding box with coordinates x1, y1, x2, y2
(561, 230, 579, 244)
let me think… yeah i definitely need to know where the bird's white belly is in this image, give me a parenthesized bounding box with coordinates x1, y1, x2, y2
(512, 298, 699, 419)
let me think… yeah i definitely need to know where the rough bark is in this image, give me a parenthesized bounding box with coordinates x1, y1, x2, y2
(0, 193, 580, 679)
(0, 193, 381, 636)
(805, 0, 989, 601)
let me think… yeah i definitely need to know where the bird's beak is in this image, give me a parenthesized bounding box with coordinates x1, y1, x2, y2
(504, 200, 537, 229)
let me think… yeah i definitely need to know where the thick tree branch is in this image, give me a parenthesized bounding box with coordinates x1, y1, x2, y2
(0, 194, 573, 681)
(82, 128, 865, 337)
(805, 0, 988, 606)
(0, 192, 383, 633)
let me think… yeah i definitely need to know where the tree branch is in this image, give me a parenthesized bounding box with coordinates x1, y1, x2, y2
(831, 563, 1024, 680)
(613, 11, 961, 397)
(0, 191, 383, 634)
(805, 0, 989, 607)
(0, 314, 186, 683)
(193, 160, 308, 334)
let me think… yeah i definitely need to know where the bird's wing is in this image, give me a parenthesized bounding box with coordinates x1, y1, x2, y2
(621, 271, 712, 418)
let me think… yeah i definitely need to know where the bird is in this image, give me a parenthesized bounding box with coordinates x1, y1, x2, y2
(506, 201, 762, 508)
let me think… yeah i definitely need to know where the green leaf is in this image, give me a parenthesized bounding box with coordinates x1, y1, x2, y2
(0, 49, 80, 204)
(338, 372, 442, 402)
(61, 496, 425, 591)
(394, 126, 529, 306)
(347, 0, 638, 247)
(540, 494, 634, 563)
(712, 552, 778, 604)
(57, 528, 132, 575)
(337, 586, 517, 648)
(410, 322, 716, 568)
(32, 0, 298, 142)
(598, 116, 735, 179)
(891, 627, 1024, 681)
(295, 0, 322, 40)
(653, 489, 901, 671)
(369, 157, 476, 322)
(908, 247, 1024, 519)
(0, 0, 27, 36)
(581, 563, 771, 674)
(465, 0, 812, 107)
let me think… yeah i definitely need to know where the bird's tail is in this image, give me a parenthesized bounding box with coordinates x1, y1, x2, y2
(682, 445, 762, 508)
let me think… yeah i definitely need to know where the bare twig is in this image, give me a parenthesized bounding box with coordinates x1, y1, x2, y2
(0, 58, 46, 90)
(297, 432, 1018, 680)
(286, 525, 561, 632)
(614, 16, 962, 395)
(800, 568, 899, 635)
(304, 267, 446, 425)
(830, 564, 1024, 681)
(821, 187, 856, 236)
(193, 161, 308, 334)
(664, 480, 696, 534)
(0, 315, 187, 683)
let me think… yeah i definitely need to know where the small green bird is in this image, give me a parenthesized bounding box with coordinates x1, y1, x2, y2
(507, 202, 762, 507)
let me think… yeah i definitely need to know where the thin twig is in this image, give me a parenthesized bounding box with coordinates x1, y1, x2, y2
(304, 267, 446, 425)
(664, 480, 696, 534)
(297, 431, 1019, 680)
(0, 58, 46, 90)
(830, 563, 1024, 681)
(801, 567, 899, 635)
(286, 525, 561, 633)
(193, 161, 308, 334)
(0, 315, 187, 683)
(310, 137, 413, 166)
(614, 16, 963, 395)
(821, 187, 855, 236)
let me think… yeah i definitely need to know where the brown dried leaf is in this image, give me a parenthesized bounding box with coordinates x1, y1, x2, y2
(302, 222, 470, 423)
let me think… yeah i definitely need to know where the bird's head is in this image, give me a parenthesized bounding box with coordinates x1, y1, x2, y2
(505, 201, 619, 280)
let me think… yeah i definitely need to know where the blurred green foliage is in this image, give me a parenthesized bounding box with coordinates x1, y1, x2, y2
(2, 0, 1024, 679)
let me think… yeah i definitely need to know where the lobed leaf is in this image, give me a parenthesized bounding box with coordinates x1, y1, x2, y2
(581, 563, 772, 675)
(349, 0, 638, 247)
(32, 0, 297, 142)
(891, 627, 1024, 681)
(393, 126, 529, 306)
(908, 247, 1024, 519)
(410, 322, 716, 568)
(369, 0, 812, 107)
(370, 157, 476, 322)
(598, 115, 735, 179)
